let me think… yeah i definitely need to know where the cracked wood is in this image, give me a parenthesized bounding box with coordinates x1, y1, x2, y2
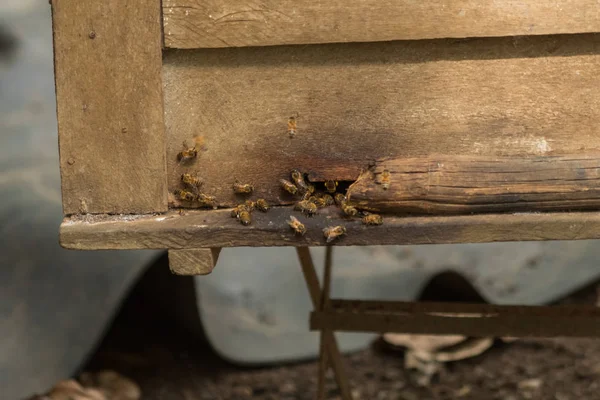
(163, 0, 600, 49)
(347, 155, 600, 215)
(164, 35, 600, 208)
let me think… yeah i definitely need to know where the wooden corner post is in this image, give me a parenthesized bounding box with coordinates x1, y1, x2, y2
(52, 0, 167, 215)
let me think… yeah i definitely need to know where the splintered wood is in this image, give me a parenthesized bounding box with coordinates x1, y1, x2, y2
(163, 0, 600, 49)
(163, 34, 600, 208)
(347, 155, 600, 215)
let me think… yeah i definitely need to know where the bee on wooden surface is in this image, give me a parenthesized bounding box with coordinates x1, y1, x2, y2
(280, 179, 298, 195)
(380, 169, 391, 190)
(181, 173, 203, 192)
(233, 180, 254, 194)
(245, 199, 256, 210)
(287, 116, 297, 138)
(362, 213, 383, 226)
(173, 189, 197, 202)
(197, 193, 217, 209)
(256, 198, 270, 212)
(334, 193, 347, 206)
(290, 169, 309, 193)
(323, 225, 346, 243)
(238, 210, 252, 226)
(341, 203, 358, 217)
(176, 136, 204, 163)
(287, 215, 306, 236)
(178, 209, 186, 216)
(312, 197, 328, 208)
(294, 199, 318, 216)
(317, 193, 334, 206)
(324, 180, 338, 193)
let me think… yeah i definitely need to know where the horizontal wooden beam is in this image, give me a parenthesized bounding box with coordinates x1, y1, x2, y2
(311, 300, 600, 338)
(163, 0, 600, 49)
(60, 208, 600, 250)
(347, 155, 600, 214)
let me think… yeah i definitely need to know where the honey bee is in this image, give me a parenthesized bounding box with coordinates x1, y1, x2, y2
(231, 201, 255, 218)
(238, 210, 252, 226)
(318, 193, 334, 206)
(181, 173, 203, 192)
(312, 197, 328, 208)
(280, 179, 298, 195)
(287, 215, 306, 235)
(176, 136, 204, 163)
(233, 180, 254, 194)
(334, 193, 347, 206)
(323, 225, 346, 243)
(324, 180, 338, 193)
(341, 203, 358, 217)
(294, 200, 318, 216)
(197, 193, 217, 208)
(287, 116, 297, 138)
(256, 198, 270, 212)
(362, 213, 383, 225)
(380, 169, 391, 190)
(173, 189, 197, 202)
(290, 169, 309, 193)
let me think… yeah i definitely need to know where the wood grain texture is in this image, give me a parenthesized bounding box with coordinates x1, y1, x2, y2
(347, 155, 600, 214)
(168, 248, 221, 275)
(52, 0, 167, 215)
(163, 35, 600, 208)
(60, 208, 600, 250)
(163, 0, 600, 49)
(310, 301, 600, 338)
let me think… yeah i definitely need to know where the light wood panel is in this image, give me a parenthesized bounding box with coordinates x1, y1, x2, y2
(168, 248, 221, 275)
(163, 35, 600, 208)
(163, 0, 600, 49)
(53, 0, 167, 215)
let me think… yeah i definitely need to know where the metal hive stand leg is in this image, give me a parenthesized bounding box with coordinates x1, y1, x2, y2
(296, 247, 353, 400)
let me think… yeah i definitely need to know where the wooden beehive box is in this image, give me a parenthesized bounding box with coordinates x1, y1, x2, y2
(54, 0, 600, 265)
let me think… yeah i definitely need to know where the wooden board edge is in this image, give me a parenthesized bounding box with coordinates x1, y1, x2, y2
(59, 208, 600, 250)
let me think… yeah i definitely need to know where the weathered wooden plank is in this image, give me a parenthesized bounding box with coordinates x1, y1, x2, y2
(347, 155, 600, 215)
(163, 35, 600, 208)
(59, 208, 600, 250)
(310, 301, 600, 338)
(327, 300, 599, 318)
(52, 0, 167, 215)
(168, 248, 221, 275)
(163, 0, 600, 49)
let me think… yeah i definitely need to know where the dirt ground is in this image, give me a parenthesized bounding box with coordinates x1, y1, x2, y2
(82, 260, 600, 400)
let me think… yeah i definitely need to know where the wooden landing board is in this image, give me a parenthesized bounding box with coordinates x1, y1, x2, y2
(60, 208, 600, 250)
(163, 34, 600, 208)
(347, 155, 600, 215)
(310, 300, 600, 337)
(163, 0, 600, 49)
(52, 0, 167, 215)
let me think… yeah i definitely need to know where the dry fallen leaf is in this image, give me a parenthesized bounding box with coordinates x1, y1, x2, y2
(80, 370, 141, 400)
(383, 333, 497, 386)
